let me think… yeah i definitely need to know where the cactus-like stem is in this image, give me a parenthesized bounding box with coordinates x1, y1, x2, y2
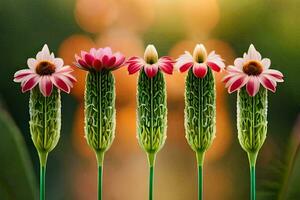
(237, 87, 268, 200)
(84, 70, 116, 199)
(29, 87, 61, 200)
(185, 68, 216, 200)
(185, 68, 216, 153)
(137, 70, 167, 200)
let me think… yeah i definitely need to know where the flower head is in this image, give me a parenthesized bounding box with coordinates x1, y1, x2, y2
(176, 44, 225, 78)
(223, 44, 284, 96)
(13, 44, 76, 97)
(75, 47, 125, 72)
(127, 44, 174, 78)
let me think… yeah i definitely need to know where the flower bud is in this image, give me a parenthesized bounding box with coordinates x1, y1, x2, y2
(193, 44, 207, 63)
(84, 70, 116, 165)
(29, 87, 61, 166)
(144, 45, 158, 64)
(137, 70, 167, 166)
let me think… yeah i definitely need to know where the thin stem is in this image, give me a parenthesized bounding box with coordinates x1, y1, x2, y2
(40, 165, 46, 200)
(149, 165, 154, 200)
(198, 165, 203, 200)
(98, 165, 103, 200)
(38, 152, 48, 200)
(248, 152, 257, 200)
(250, 166, 256, 200)
(196, 152, 204, 200)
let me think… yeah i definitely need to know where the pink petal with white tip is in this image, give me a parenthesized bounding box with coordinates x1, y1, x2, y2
(21, 75, 40, 93)
(14, 69, 34, 82)
(246, 76, 260, 96)
(259, 75, 276, 92)
(179, 62, 193, 72)
(39, 76, 53, 97)
(51, 75, 71, 93)
(193, 63, 207, 78)
(228, 75, 248, 93)
(264, 69, 284, 82)
(144, 64, 158, 78)
(207, 61, 221, 72)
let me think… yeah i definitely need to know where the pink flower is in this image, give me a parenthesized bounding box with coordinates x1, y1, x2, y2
(127, 45, 174, 78)
(175, 44, 225, 78)
(13, 44, 76, 97)
(223, 44, 284, 96)
(75, 47, 125, 71)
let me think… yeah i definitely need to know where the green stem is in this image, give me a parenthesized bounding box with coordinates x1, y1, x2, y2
(149, 166, 154, 200)
(38, 152, 48, 200)
(40, 165, 46, 200)
(248, 152, 257, 200)
(147, 153, 156, 200)
(196, 152, 204, 200)
(98, 165, 103, 200)
(250, 166, 256, 200)
(198, 165, 203, 200)
(96, 152, 104, 200)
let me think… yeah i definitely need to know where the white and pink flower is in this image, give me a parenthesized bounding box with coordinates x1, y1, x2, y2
(13, 44, 76, 97)
(127, 45, 174, 78)
(175, 44, 225, 78)
(223, 44, 284, 96)
(75, 47, 125, 71)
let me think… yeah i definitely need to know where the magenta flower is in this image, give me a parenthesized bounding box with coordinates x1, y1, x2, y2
(223, 44, 284, 96)
(176, 44, 225, 78)
(13, 44, 76, 97)
(75, 47, 125, 71)
(127, 45, 174, 78)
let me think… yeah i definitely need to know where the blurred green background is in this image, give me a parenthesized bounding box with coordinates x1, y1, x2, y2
(0, 0, 299, 199)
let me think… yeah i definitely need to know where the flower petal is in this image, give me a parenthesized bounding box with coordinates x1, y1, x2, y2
(128, 63, 143, 74)
(158, 57, 174, 74)
(193, 63, 207, 78)
(234, 58, 244, 69)
(51, 75, 71, 93)
(84, 53, 95, 66)
(39, 76, 53, 96)
(246, 76, 260, 96)
(144, 64, 158, 78)
(21, 75, 40, 93)
(247, 44, 262, 60)
(259, 75, 276, 92)
(264, 69, 284, 82)
(207, 61, 221, 72)
(228, 75, 248, 93)
(93, 59, 103, 71)
(14, 69, 34, 82)
(261, 58, 271, 69)
(53, 58, 64, 68)
(27, 58, 37, 69)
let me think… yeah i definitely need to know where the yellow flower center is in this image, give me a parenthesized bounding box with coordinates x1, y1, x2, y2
(36, 61, 56, 75)
(243, 60, 263, 76)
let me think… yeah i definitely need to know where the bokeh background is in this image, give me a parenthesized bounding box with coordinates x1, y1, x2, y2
(0, 0, 299, 199)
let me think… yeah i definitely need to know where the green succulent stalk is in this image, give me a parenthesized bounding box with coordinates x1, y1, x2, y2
(237, 87, 268, 200)
(137, 69, 167, 200)
(185, 68, 216, 200)
(84, 70, 115, 200)
(29, 87, 61, 200)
